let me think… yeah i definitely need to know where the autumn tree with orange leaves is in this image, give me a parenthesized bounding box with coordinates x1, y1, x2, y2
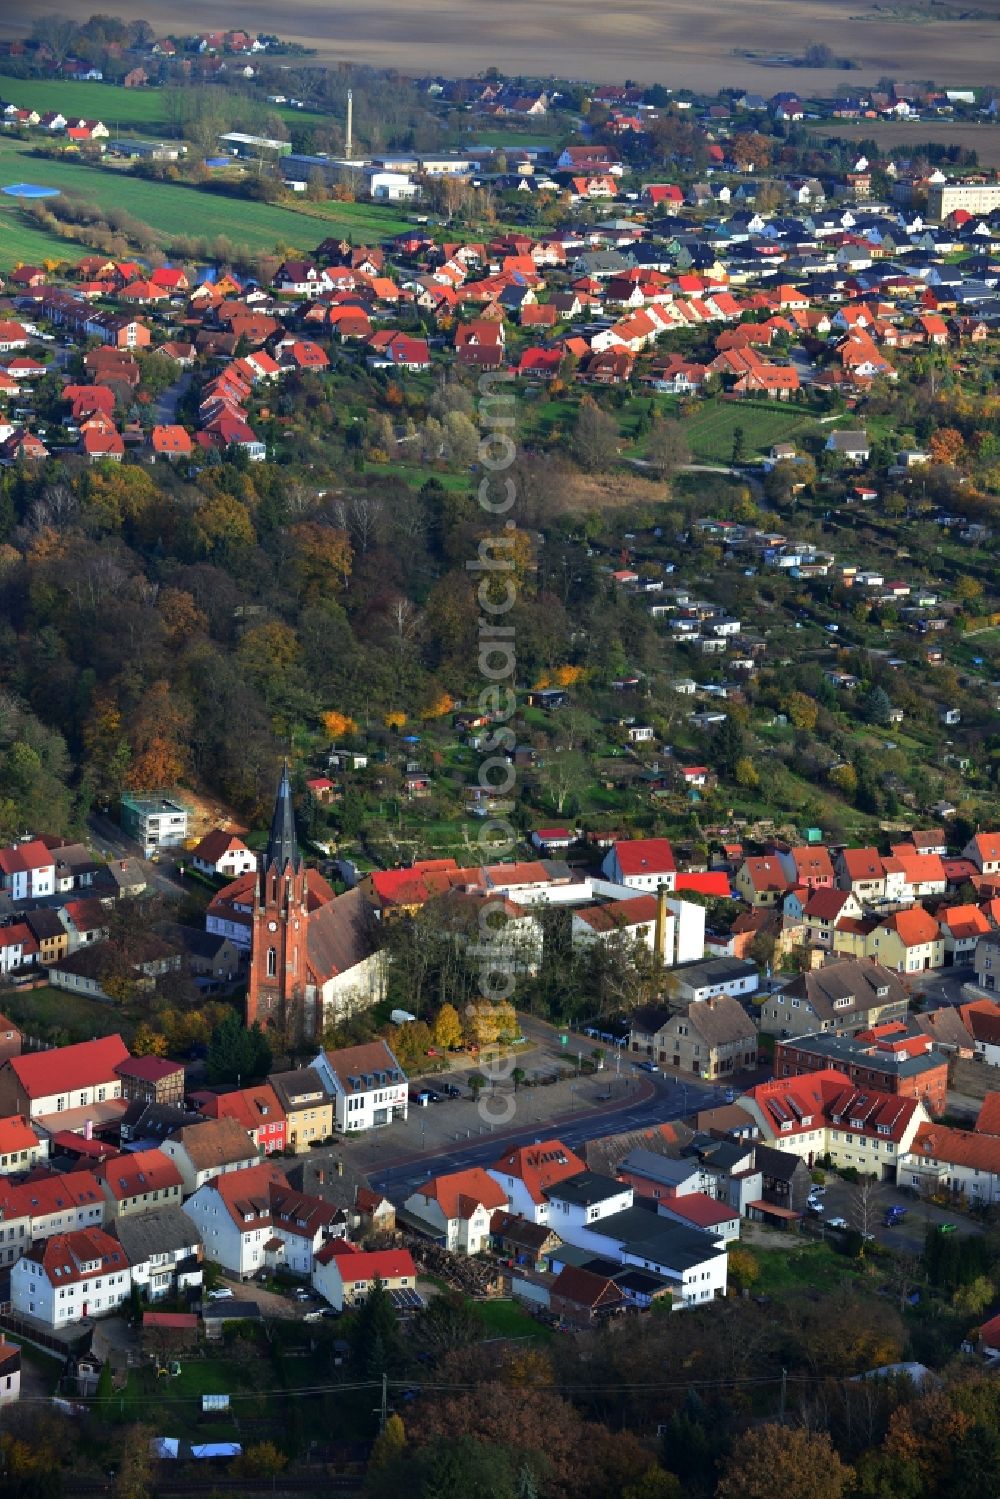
(125, 681, 191, 791)
(289, 521, 353, 601)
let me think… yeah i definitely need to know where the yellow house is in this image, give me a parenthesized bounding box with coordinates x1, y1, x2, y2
(866, 907, 944, 975)
(734, 856, 789, 909)
(270, 1066, 333, 1152)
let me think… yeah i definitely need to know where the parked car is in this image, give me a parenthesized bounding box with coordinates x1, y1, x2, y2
(828, 1216, 848, 1230)
(636, 1060, 659, 1073)
(884, 1205, 907, 1227)
(442, 1083, 462, 1098)
(292, 1288, 312, 1302)
(207, 1287, 234, 1300)
(810, 1185, 827, 1196)
(938, 1223, 957, 1235)
(409, 1089, 432, 1107)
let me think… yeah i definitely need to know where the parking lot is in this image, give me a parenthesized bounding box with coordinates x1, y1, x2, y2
(806, 1175, 982, 1256)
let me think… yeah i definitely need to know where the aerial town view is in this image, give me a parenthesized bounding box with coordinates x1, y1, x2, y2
(0, 0, 998, 1494)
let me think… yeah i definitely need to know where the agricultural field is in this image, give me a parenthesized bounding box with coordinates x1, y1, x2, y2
(0, 136, 414, 265)
(678, 398, 831, 464)
(0, 197, 96, 264)
(812, 119, 1000, 168)
(7, 0, 1000, 88)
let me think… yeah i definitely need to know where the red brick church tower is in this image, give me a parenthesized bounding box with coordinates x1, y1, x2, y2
(246, 764, 311, 1044)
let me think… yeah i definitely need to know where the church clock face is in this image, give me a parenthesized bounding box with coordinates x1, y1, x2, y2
(268, 921, 277, 932)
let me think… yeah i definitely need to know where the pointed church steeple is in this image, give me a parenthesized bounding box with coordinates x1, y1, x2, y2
(262, 761, 301, 896)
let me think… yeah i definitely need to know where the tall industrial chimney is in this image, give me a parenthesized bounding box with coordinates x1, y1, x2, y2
(345, 90, 353, 161)
(654, 883, 668, 966)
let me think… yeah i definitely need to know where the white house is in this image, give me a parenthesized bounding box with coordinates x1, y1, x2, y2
(0, 839, 56, 900)
(310, 1040, 408, 1132)
(189, 830, 258, 880)
(403, 1168, 509, 1254)
(601, 837, 677, 892)
(0, 1035, 128, 1124)
(486, 1140, 588, 1225)
(543, 1171, 635, 1234)
(12, 1228, 130, 1328)
(182, 1162, 344, 1280)
(901, 1119, 1000, 1206)
(110, 1206, 203, 1301)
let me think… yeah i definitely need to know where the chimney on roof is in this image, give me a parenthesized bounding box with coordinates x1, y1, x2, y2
(336, 1158, 344, 1178)
(84, 1120, 93, 1141)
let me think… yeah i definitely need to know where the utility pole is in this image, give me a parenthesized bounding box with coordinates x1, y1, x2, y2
(345, 89, 353, 160)
(379, 1371, 388, 1433)
(779, 1366, 787, 1423)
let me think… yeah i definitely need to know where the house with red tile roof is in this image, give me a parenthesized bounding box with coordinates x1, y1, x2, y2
(0, 839, 55, 901)
(11, 1227, 130, 1328)
(601, 838, 676, 892)
(974, 1091, 1000, 1136)
(0, 1167, 106, 1254)
(958, 996, 1000, 1067)
(486, 1139, 587, 1224)
(801, 888, 863, 950)
(549, 1263, 627, 1325)
(734, 855, 790, 908)
(937, 903, 992, 962)
(0, 1035, 129, 1123)
(195, 1084, 286, 1153)
(313, 1240, 416, 1309)
(181, 1160, 343, 1278)
(190, 829, 256, 880)
(404, 1168, 509, 1253)
(964, 831, 1000, 876)
(775, 845, 835, 892)
(868, 906, 944, 974)
(835, 847, 887, 901)
(0, 1115, 47, 1174)
(740, 1067, 926, 1174)
(149, 424, 192, 459)
(902, 1116, 1000, 1205)
(94, 1148, 183, 1217)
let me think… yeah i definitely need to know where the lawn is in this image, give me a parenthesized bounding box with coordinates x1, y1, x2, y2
(0, 78, 174, 132)
(475, 1297, 553, 1342)
(0, 983, 138, 1044)
(0, 77, 329, 136)
(0, 199, 94, 264)
(364, 461, 471, 493)
(0, 136, 414, 265)
(679, 398, 829, 464)
(752, 1241, 866, 1295)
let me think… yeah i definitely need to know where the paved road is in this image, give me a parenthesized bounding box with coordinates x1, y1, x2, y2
(86, 811, 185, 900)
(364, 1062, 732, 1201)
(910, 964, 976, 1009)
(152, 371, 191, 426)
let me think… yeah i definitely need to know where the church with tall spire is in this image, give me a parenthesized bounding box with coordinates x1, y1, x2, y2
(241, 765, 384, 1048)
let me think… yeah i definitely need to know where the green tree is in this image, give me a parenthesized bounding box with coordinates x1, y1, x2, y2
(349, 1276, 403, 1378)
(206, 1011, 272, 1084)
(572, 396, 620, 472)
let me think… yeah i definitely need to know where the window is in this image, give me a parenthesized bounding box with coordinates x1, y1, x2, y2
(267, 946, 277, 978)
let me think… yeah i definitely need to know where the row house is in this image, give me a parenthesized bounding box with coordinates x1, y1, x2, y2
(182, 1161, 345, 1279)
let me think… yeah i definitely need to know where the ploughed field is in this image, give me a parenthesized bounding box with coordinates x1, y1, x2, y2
(6, 0, 1000, 87)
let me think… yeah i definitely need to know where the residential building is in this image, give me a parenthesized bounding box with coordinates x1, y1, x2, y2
(404, 1168, 509, 1254)
(775, 1029, 948, 1115)
(196, 1084, 286, 1153)
(740, 1068, 927, 1177)
(115, 1056, 185, 1107)
(735, 855, 790, 907)
(835, 847, 886, 901)
(310, 1040, 408, 1132)
(775, 845, 836, 891)
(160, 1116, 259, 1195)
(110, 1206, 203, 1301)
(973, 932, 1000, 993)
(119, 793, 189, 856)
(802, 888, 863, 949)
(182, 1161, 343, 1279)
(0, 1012, 22, 1063)
(901, 1116, 1000, 1204)
(937, 904, 991, 963)
(0, 1115, 48, 1174)
(868, 907, 944, 974)
(547, 1200, 728, 1307)
(964, 832, 1000, 877)
(0, 1336, 20, 1405)
(94, 1148, 184, 1218)
(601, 837, 677, 892)
(959, 998, 1000, 1066)
(313, 1242, 417, 1311)
(0, 839, 55, 900)
(669, 957, 759, 1005)
(632, 994, 758, 1078)
(487, 1140, 588, 1224)
(0, 1035, 129, 1123)
(758, 957, 909, 1037)
(0, 1169, 106, 1258)
(269, 1067, 334, 1152)
(190, 829, 257, 880)
(11, 1227, 130, 1327)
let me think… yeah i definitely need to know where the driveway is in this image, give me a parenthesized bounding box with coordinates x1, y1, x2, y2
(208, 1278, 313, 1320)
